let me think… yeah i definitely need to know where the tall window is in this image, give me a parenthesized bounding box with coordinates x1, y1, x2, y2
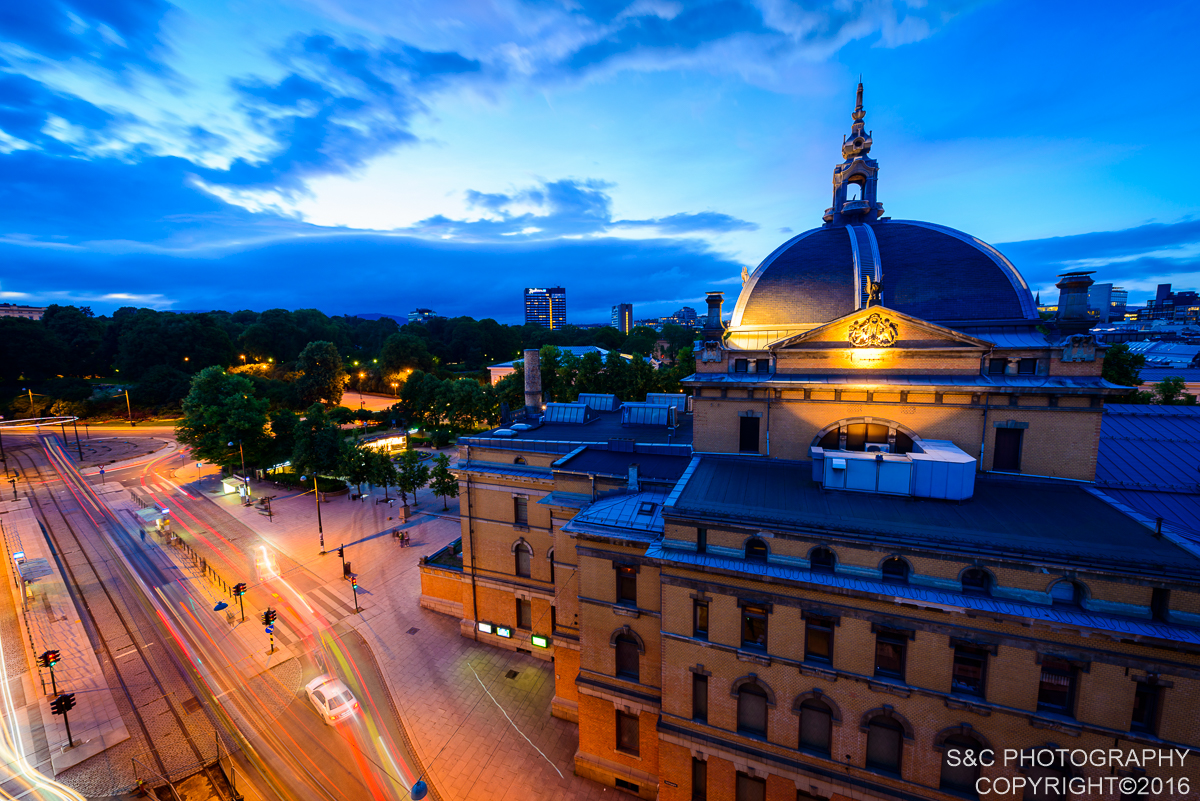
(797, 698, 832, 755)
(513, 495, 528, 525)
(615, 634, 639, 681)
(1151, 588, 1170, 621)
(881, 558, 909, 584)
(549, 555, 555, 584)
(515, 542, 531, 578)
(736, 682, 768, 737)
(1131, 682, 1160, 734)
(1023, 762, 1068, 800)
(952, 645, 988, 697)
(962, 568, 991, 595)
(940, 734, 983, 794)
(993, 428, 1023, 472)
(693, 600, 709, 640)
(735, 773, 766, 801)
(615, 711, 639, 756)
(804, 616, 834, 663)
(874, 631, 907, 680)
(809, 548, 835, 573)
(692, 673, 708, 722)
(516, 598, 532, 630)
(739, 416, 760, 453)
(616, 564, 637, 606)
(741, 604, 768, 651)
(691, 758, 707, 801)
(745, 538, 768, 562)
(696, 527, 707, 554)
(1050, 581, 1082, 606)
(1037, 656, 1077, 715)
(865, 716, 903, 774)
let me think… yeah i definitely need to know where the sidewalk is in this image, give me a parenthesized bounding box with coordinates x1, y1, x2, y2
(169, 468, 611, 801)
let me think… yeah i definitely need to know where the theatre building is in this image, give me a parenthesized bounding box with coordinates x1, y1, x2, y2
(419, 85, 1200, 801)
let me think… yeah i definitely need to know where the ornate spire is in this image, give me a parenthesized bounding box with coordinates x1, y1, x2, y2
(824, 81, 883, 226)
(842, 80, 872, 160)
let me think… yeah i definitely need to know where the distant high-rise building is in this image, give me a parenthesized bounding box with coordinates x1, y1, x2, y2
(665, 306, 700, 327)
(408, 308, 437, 324)
(1087, 283, 1128, 323)
(524, 287, 566, 329)
(611, 303, 632, 334)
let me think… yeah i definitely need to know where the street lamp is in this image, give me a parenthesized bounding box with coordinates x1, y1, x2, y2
(391, 382, 398, 397)
(301, 474, 325, 554)
(228, 441, 248, 501)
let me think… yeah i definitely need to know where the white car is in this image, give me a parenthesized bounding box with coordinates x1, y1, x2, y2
(305, 675, 358, 725)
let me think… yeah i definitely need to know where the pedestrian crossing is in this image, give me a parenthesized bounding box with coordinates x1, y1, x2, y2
(270, 585, 358, 646)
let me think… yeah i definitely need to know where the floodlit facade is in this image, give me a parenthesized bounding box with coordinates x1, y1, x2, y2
(526, 287, 567, 329)
(419, 85, 1200, 801)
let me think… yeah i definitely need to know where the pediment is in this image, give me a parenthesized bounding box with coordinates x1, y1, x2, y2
(768, 306, 993, 351)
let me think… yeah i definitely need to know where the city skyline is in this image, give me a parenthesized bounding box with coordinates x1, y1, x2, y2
(1, 2, 1198, 323)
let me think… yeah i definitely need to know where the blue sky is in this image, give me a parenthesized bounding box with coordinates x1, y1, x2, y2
(1, 0, 1197, 323)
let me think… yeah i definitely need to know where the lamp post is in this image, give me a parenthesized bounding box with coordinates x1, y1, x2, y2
(0, 416, 5, 463)
(302, 474, 325, 554)
(228, 441, 248, 501)
(391, 382, 398, 397)
(124, 389, 133, 426)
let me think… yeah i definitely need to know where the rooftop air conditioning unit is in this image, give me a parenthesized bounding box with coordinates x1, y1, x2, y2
(865, 444, 891, 453)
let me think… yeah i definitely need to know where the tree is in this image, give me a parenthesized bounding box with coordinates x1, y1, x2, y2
(295, 341, 347, 406)
(134, 365, 191, 406)
(367, 449, 399, 502)
(0, 318, 65, 384)
(176, 368, 270, 469)
(381, 333, 434, 373)
(429, 453, 459, 511)
(341, 441, 374, 496)
(1153, 376, 1196, 405)
(291, 402, 345, 478)
(395, 449, 430, 509)
(1102, 343, 1144, 387)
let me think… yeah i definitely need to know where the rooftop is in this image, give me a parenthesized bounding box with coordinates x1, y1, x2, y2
(665, 454, 1200, 579)
(553, 443, 693, 483)
(472, 409, 693, 446)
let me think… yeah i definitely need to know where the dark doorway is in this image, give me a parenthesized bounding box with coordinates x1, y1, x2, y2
(993, 428, 1023, 472)
(739, 416, 760, 453)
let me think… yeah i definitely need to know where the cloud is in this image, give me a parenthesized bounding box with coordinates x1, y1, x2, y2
(0, 0, 175, 74)
(999, 218, 1200, 303)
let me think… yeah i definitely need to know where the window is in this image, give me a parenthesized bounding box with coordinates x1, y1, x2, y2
(739, 416, 760, 453)
(952, 645, 988, 697)
(865, 716, 903, 774)
(745, 538, 768, 562)
(696, 527, 707, 554)
(693, 600, 709, 639)
(1050, 581, 1082, 606)
(754, 359, 770, 374)
(874, 631, 907, 680)
(516, 598, 532, 630)
(734, 358, 749, 373)
(513, 457, 526, 465)
(962, 568, 991, 595)
(615, 711, 639, 756)
(513, 495, 528, 526)
(691, 758, 707, 801)
(940, 735, 983, 794)
(805, 616, 834, 663)
(615, 635, 639, 681)
(988, 358, 1007, 375)
(549, 556, 555, 585)
(881, 558, 909, 584)
(735, 773, 766, 801)
(798, 698, 832, 755)
(1151, 588, 1170, 621)
(1037, 656, 1077, 715)
(515, 542, 531, 578)
(550, 605, 556, 631)
(1018, 358, 1038, 375)
(993, 428, 1023, 472)
(809, 548, 835, 573)
(736, 683, 768, 737)
(616, 564, 637, 606)
(692, 672, 708, 722)
(741, 604, 768, 651)
(1131, 682, 1159, 734)
(1022, 763, 1067, 800)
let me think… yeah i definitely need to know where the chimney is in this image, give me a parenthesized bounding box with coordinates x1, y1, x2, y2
(628, 464, 639, 492)
(704, 292, 725, 332)
(523, 349, 542, 416)
(1054, 271, 1095, 334)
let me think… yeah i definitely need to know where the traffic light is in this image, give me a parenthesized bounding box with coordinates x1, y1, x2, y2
(266, 609, 278, 625)
(38, 650, 60, 669)
(50, 693, 76, 715)
(337, 546, 344, 559)
(350, 575, 358, 589)
(233, 583, 247, 596)
(260, 610, 270, 627)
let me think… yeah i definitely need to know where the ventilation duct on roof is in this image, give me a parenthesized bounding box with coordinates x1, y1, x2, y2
(809, 439, 976, 500)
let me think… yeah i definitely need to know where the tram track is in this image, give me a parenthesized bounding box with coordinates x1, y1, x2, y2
(12, 441, 228, 795)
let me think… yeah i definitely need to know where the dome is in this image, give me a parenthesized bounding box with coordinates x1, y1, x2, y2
(730, 219, 1039, 329)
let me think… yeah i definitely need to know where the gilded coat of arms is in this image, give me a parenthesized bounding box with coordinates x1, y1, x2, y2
(848, 313, 898, 348)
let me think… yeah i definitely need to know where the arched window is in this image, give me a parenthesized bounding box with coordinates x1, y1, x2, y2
(940, 734, 983, 793)
(1050, 581, 1083, 606)
(1021, 751, 1069, 800)
(865, 715, 904, 774)
(881, 558, 909, 584)
(615, 635, 639, 681)
(736, 683, 768, 737)
(846, 182, 862, 201)
(514, 541, 532, 578)
(798, 698, 832, 755)
(513, 457, 526, 465)
(745, 538, 768, 562)
(962, 568, 991, 595)
(548, 549, 555, 584)
(810, 548, 835, 573)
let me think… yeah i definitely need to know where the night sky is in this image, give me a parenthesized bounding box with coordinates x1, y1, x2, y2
(1, 0, 1197, 323)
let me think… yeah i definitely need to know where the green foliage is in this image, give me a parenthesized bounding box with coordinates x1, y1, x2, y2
(134, 366, 191, 406)
(176, 367, 270, 468)
(1102, 343, 1144, 387)
(290, 402, 346, 477)
(43, 377, 94, 403)
(0, 318, 64, 383)
(295, 341, 347, 406)
(366, 449, 399, 500)
(42, 305, 104, 376)
(380, 333, 434, 373)
(114, 309, 235, 380)
(340, 441, 374, 494)
(394, 449, 430, 508)
(1152, 376, 1196, 405)
(429, 453, 459, 510)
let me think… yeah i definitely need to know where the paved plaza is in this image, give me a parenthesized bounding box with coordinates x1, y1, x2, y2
(158, 457, 615, 801)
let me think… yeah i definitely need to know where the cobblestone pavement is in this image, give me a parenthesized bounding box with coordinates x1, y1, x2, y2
(157, 463, 616, 801)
